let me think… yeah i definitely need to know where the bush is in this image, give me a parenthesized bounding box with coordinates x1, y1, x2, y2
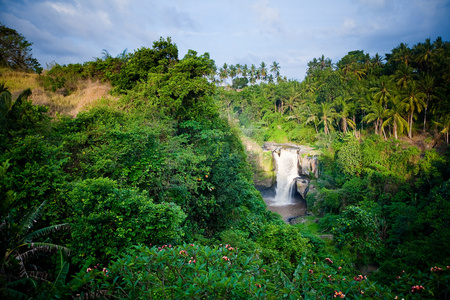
(67, 178, 186, 266)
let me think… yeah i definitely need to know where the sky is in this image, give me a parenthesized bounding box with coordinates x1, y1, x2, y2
(1, 0, 449, 80)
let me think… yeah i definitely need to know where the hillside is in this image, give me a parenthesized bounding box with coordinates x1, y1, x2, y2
(1, 68, 115, 117)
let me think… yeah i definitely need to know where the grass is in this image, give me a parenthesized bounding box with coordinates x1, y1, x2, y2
(0, 68, 116, 117)
(293, 215, 321, 234)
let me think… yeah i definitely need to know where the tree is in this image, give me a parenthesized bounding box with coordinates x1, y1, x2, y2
(414, 38, 435, 74)
(402, 82, 426, 138)
(259, 62, 267, 81)
(305, 103, 319, 134)
(0, 23, 42, 73)
(68, 178, 186, 265)
(334, 95, 356, 134)
(394, 63, 414, 90)
(270, 61, 280, 81)
(371, 77, 393, 108)
(250, 64, 257, 84)
(333, 206, 381, 264)
(336, 136, 362, 176)
(113, 37, 178, 92)
(363, 100, 387, 136)
(0, 82, 12, 118)
(434, 115, 450, 144)
(418, 73, 436, 130)
(382, 96, 409, 139)
(318, 102, 336, 135)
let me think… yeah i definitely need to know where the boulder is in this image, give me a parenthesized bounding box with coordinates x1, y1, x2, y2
(298, 155, 319, 178)
(296, 175, 310, 199)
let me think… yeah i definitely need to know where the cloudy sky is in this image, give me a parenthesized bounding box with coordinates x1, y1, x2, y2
(1, 0, 449, 80)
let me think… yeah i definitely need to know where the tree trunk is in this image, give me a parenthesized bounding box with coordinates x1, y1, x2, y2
(409, 112, 413, 138)
(423, 94, 430, 131)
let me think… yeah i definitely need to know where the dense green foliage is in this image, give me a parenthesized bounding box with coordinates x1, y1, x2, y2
(1, 26, 449, 298)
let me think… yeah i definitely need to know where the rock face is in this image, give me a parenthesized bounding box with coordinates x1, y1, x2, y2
(296, 175, 310, 199)
(298, 155, 319, 178)
(248, 142, 320, 195)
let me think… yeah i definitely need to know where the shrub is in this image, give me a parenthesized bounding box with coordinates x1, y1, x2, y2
(67, 178, 186, 266)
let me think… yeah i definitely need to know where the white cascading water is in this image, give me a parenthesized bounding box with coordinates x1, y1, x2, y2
(273, 148, 299, 205)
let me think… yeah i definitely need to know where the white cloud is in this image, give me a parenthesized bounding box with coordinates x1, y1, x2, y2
(45, 1, 78, 15)
(252, 0, 280, 24)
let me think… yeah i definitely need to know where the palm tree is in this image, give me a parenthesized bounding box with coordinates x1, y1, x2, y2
(304, 103, 320, 134)
(222, 63, 228, 84)
(434, 115, 450, 144)
(382, 96, 409, 139)
(319, 102, 336, 135)
(394, 43, 412, 66)
(371, 77, 393, 108)
(414, 38, 435, 74)
(229, 64, 237, 85)
(334, 95, 356, 134)
(394, 63, 414, 90)
(402, 82, 426, 138)
(242, 64, 249, 80)
(284, 84, 302, 115)
(418, 73, 435, 130)
(307, 57, 319, 75)
(0, 82, 13, 118)
(235, 64, 242, 77)
(259, 62, 267, 82)
(363, 101, 387, 136)
(270, 61, 280, 81)
(371, 53, 384, 68)
(250, 64, 257, 85)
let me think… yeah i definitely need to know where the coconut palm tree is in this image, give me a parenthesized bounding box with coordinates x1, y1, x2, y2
(0, 82, 13, 118)
(270, 61, 280, 81)
(319, 102, 336, 135)
(382, 96, 409, 139)
(414, 38, 435, 74)
(304, 103, 320, 134)
(242, 64, 249, 80)
(363, 100, 387, 136)
(250, 64, 257, 85)
(434, 115, 450, 144)
(418, 73, 436, 130)
(370, 77, 393, 108)
(334, 95, 356, 134)
(394, 42, 412, 66)
(394, 63, 414, 90)
(402, 81, 426, 138)
(259, 62, 267, 82)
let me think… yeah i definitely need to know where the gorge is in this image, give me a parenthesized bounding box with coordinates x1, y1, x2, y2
(257, 143, 319, 222)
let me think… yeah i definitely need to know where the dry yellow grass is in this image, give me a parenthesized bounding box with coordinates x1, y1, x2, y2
(0, 68, 117, 117)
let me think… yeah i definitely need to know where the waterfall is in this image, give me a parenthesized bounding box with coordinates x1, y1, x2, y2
(273, 148, 299, 205)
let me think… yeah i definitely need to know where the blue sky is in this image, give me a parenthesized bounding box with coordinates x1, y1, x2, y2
(1, 0, 449, 80)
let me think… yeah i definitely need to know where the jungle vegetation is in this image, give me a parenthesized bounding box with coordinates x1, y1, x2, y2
(0, 23, 449, 299)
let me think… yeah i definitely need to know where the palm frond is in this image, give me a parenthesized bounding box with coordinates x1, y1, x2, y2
(26, 223, 70, 241)
(16, 201, 46, 237)
(20, 243, 71, 260)
(53, 250, 70, 289)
